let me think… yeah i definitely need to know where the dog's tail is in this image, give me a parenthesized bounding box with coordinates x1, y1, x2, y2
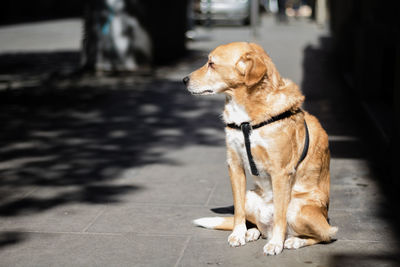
(317, 221, 338, 242)
(192, 217, 234, 231)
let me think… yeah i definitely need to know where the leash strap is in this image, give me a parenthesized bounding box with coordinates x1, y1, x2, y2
(295, 120, 309, 169)
(234, 118, 309, 176)
(241, 122, 259, 176)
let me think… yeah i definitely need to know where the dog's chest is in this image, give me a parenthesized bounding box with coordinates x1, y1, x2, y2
(225, 128, 271, 176)
(226, 128, 273, 196)
(223, 99, 274, 194)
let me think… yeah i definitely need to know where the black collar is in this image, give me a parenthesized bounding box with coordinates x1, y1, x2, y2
(225, 109, 309, 176)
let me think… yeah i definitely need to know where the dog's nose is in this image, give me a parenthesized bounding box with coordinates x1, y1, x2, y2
(183, 76, 190, 85)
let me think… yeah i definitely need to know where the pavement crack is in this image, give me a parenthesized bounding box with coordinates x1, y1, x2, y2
(174, 236, 191, 267)
(205, 182, 218, 206)
(81, 206, 106, 233)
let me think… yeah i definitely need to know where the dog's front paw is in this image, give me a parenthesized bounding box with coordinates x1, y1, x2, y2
(228, 224, 246, 247)
(263, 240, 284, 255)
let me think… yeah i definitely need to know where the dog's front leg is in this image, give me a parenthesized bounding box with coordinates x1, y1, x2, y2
(264, 172, 291, 255)
(227, 163, 247, 247)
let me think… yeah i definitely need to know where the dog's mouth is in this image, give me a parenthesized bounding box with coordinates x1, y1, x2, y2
(190, 90, 214, 95)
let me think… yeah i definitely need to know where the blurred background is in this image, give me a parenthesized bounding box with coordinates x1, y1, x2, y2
(0, 0, 399, 266)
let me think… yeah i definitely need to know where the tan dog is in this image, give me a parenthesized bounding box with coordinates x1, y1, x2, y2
(183, 42, 337, 255)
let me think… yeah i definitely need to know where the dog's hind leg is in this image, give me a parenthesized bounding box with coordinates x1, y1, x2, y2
(245, 190, 274, 239)
(192, 189, 273, 242)
(284, 236, 319, 249)
(286, 204, 338, 249)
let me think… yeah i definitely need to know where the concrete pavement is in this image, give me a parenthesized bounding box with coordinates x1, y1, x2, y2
(0, 15, 399, 266)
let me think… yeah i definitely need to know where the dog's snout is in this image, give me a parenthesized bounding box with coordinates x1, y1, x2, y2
(183, 76, 190, 85)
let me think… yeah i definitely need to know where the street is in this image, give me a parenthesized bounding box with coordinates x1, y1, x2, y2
(0, 15, 399, 266)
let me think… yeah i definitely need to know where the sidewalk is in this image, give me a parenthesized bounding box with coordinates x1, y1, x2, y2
(0, 16, 399, 266)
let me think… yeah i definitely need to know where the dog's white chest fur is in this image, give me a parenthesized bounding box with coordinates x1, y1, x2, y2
(225, 128, 272, 192)
(224, 99, 273, 196)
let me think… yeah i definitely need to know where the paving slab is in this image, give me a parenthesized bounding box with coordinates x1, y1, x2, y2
(86, 203, 230, 239)
(0, 203, 105, 233)
(330, 159, 373, 183)
(329, 209, 396, 243)
(179, 237, 398, 267)
(0, 232, 188, 267)
(330, 183, 384, 211)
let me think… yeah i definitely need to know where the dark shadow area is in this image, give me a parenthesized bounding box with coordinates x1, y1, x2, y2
(0, 0, 82, 26)
(211, 206, 234, 215)
(0, 51, 225, 218)
(302, 36, 400, 264)
(302, 37, 368, 159)
(0, 51, 80, 79)
(329, 253, 400, 267)
(0, 232, 28, 248)
(327, 2, 400, 259)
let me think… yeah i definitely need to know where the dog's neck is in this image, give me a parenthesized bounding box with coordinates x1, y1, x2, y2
(222, 78, 305, 126)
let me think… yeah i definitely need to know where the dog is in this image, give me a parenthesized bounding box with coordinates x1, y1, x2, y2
(183, 42, 337, 255)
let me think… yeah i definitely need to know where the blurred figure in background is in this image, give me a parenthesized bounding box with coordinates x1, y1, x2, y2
(82, 0, 152, 72)
(82, 0, 187, 72)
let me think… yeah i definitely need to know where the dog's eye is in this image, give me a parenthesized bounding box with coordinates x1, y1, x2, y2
(208, 62, 215, 68)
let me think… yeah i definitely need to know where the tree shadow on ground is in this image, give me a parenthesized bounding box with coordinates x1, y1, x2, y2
(0, 232, 27, 248)
(0, 51, 225, 218)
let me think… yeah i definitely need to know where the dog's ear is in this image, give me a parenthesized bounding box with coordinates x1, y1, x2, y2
(235, 52, 267, 87)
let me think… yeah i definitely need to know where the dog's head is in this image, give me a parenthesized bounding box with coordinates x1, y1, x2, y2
(183, 42, 280, 96)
